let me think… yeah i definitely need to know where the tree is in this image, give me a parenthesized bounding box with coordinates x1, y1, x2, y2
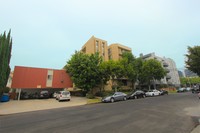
(102, 60, 124, 91)
(141, 59, 166, 90)
(0, 30, 12, 96)
(180, 77, 200, 86)
(99, 62, 112, 92)
(65, 52, 102, 93)
(120, 52, 135, 89)
(185, 46, 200, 76)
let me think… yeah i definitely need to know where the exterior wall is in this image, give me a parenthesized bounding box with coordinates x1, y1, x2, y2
(108, 43, 132, 61)
(140, 53, 180, 86)
(11, 66, 73, 89)
(165, 58, 180, 86)
(81, 36, 109, 61)
(6, 72, 13, 88)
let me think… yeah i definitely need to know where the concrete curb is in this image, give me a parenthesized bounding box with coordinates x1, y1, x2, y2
(191, 125, 200, 133)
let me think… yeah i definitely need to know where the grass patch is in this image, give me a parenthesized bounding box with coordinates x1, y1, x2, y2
(87, 97, 101, 104)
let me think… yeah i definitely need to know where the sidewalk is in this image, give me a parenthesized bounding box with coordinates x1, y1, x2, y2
(0, 96, 87, 115)
(191, 125, 200, 133)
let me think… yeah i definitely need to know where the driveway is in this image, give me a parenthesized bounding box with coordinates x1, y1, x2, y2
(0, 96, 87, 115)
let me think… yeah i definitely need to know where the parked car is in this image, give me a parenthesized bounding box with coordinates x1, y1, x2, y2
(56, 91, 71, 102)
(145, 90, 161, 97)
(160, 90, 168, 95)
(186, 87, 191, 91)
(102, 92, 127, 103)
(127, 90, 146, 99)
(192, 88, 200, 93)
(53, 91, 59, 98)
(39, 90, 49, 99)
(177, 87, 186, 93)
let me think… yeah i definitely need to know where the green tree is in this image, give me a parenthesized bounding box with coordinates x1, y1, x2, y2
(185, 46, 200, 76)
(180, 77, 200, 86)
(0, 30, 12, 96)
(102, 60, 124, 91)
(65, 52, 102, 93)
(120, 52, 135, 89)
(141, 59, 166, 90)
(99, 61, 112, 92)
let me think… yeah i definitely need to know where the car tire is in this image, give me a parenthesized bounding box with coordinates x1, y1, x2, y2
(110, 98, 115, 103)
(123, 97, 127, 101)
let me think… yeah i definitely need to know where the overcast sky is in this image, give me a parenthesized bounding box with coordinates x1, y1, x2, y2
(1, 0, 200, 71)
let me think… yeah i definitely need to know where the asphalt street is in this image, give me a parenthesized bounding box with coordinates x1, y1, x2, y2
(0, 92, 199, 133)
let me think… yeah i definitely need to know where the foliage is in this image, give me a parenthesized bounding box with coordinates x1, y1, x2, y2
(101, 60, 124, 91)
(99, 61, 112, 91)
(120, 52, 136, 89)
(141, 59, 166, 89)
(95, 91, 114, 97)
(185, 46, 200, 76)
(0, 30, 12, 96)
(180, 77, 200, 85)
(65, 52, 102, 93)
(86, 93, 95, 99)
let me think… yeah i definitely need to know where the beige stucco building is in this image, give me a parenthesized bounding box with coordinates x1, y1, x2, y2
(80, 36, 132, 91)
(81, 36, 109, 61)
(108, 43, 132, 61)
(81, 36, 132, 61)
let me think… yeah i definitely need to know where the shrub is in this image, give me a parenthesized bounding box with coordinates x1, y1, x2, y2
(86, 93, 95, 99)
(95, 91, 114, 97)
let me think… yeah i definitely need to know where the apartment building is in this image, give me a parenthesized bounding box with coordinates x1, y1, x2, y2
(108, 43, 132, 61)
(81, 36, 132, 90)
(140, 53, 180, 87)
(81, 36, 109, 61)
(81, 36, 132, 61)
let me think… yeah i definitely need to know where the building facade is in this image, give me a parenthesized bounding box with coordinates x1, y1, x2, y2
(81, 36, 132, 61)
(140, 53, 180, 87)
(81, 36, 109, 61)
(12, 66, 73, 89)
(108, 43, 132, 61)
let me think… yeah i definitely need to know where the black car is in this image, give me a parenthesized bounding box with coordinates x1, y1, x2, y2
(127, 90, 146, 99)
(160, 90, 168, 95)
(39, 90, 49, 99)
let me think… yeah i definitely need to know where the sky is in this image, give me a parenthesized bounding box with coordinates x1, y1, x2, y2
(1, 0, 200, 71)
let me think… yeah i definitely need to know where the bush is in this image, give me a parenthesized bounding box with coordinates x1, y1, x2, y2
(86, 93, 95, 99)
(70, 90, 87, 97)
(95, 91, 114, 97)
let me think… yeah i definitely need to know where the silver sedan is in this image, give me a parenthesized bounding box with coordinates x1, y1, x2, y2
(102, 92, 127, 103)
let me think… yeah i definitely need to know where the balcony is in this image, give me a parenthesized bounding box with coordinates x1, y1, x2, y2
(165, 68, 170, 73)
(166, 75, 171, 79)
(163, 62, 169, 67)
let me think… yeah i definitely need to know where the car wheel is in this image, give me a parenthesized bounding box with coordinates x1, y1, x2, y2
(110, 98, 115, 103)
(134, 96, 137, 99)
(123, 97, 127, 101)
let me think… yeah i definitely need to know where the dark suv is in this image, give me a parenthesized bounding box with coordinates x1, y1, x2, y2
(39, 90, 49, 99)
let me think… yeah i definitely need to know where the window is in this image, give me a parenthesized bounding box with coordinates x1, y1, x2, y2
(102, 42, 105, 55)
(47, 75, 53, 80)
(96, 41, 99, 52)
